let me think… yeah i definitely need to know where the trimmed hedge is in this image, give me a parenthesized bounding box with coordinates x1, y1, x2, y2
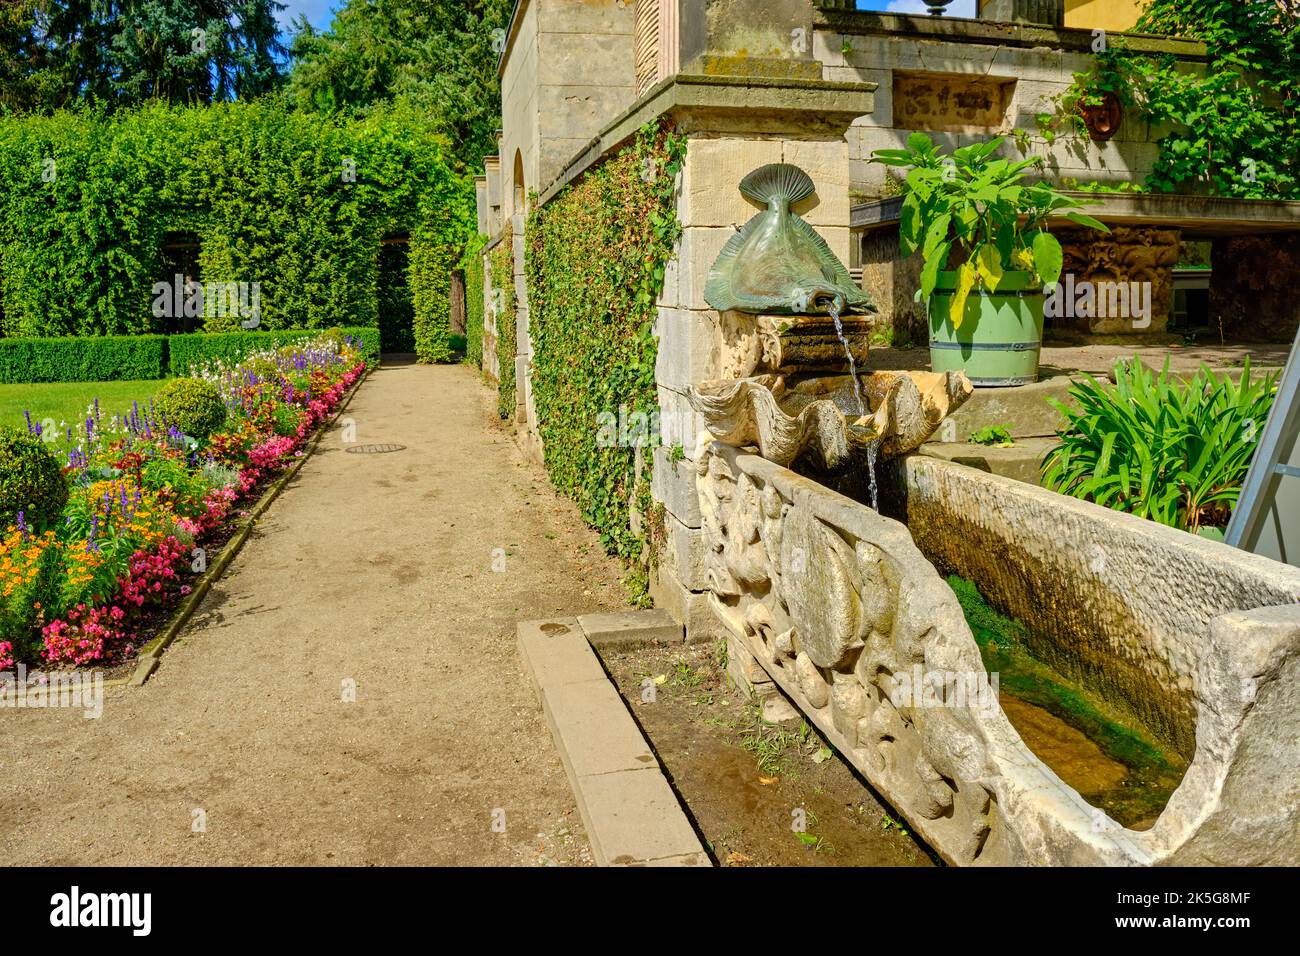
(168, 327, 380, 375)
(154, 377, 228, 439)
(0, 101, 474, 349)
(0, 335, 167, 383)
(0, 328, 380, 383)
(0, 426, 68, 527)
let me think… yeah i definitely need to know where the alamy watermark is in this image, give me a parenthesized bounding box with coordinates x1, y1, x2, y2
(151, 274, 261, 329)
(595, 404, 695, 449)
(1, 664, 103, 719)
(1044, 274, 1153, 330)
(889, 665, 999, 716)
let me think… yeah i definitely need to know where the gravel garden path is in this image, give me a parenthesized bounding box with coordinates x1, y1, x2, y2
(0, 361, 630, 865)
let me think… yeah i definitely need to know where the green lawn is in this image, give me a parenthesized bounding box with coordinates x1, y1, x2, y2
(0, 378, 167, 448)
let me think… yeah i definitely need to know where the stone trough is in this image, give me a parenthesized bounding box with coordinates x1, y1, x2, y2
(691, 441, 1300, 866)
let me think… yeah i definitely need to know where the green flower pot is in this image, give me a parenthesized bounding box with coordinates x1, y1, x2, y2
(929, 270, 1044, 387)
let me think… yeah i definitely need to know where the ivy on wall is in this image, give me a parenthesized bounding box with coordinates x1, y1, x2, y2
(1050, 0, 1298, 199)
(488, 224, 516, 420)
(0, 100, 475, 354)
(460, 236, 487, 369)
(525, 121, 686, 593)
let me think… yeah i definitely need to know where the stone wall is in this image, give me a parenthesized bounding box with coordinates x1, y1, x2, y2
(500, 0, 640, 221)
(1054, 225, 1181, 336)
(651, 127, 859, 638)
(858, 224, 924, 347)
(811, 23, 1197, 200)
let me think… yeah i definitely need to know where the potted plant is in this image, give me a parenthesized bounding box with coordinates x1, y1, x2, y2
(872, 133, 1108, 386)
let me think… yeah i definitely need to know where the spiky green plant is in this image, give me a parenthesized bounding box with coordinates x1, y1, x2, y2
(1042, 359, 1277, 533)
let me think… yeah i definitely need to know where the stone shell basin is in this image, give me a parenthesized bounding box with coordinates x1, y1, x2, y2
(687, 370, 974, 472)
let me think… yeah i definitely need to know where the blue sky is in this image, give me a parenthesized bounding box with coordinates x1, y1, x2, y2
(272, 0, 980, 39)
(276, 0, 340, 34)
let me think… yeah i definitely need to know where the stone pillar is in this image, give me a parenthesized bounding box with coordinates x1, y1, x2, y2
(645, 73, 875, 642)
(481, 241, 500, 386)
(473, 175, 488, 237)
(484, 156, 502, 238)
(978, 0, 1065, 25)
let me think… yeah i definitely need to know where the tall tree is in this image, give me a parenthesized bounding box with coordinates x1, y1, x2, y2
(287, 0, 511, 170)
(0, 0, 289, 111)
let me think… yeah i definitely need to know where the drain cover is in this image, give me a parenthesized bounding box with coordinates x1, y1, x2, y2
(345, 443, 406, 454)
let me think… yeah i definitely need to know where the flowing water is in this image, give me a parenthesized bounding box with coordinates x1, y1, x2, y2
(865, 439, 880, 512)
(828, 301, 866, 418)
(828, 301, 879, 511)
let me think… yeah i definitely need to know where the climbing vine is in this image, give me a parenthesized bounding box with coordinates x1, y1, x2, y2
(488, 225, 516, 420)
(460, 236, 487, 369)
(525, 121, 686, 594)
(1045, 0, 1298, 199)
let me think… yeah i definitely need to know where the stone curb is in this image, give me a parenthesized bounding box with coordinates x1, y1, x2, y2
(126, 365, 373, 688)
(576, 609, 683, 651)
(517, 618, 711, 867)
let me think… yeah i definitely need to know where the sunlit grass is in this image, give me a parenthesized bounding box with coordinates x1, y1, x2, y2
(0, 378, 168, 450)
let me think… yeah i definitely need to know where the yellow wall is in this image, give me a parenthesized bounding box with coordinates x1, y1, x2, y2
(1064, 0, 1144, 32)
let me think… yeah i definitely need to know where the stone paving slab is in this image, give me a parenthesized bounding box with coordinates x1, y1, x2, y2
(517, 618, 607, 694)
(541, 679, 658, 778)
(579, 768, 711, 867)
(518, 618, 711, 867)
(577, 609, 684, 649)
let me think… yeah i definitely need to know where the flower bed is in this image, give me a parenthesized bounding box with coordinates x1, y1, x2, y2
(0, 336, 366, 669)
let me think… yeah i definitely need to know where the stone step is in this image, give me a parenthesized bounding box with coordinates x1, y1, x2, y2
(517, 619, 710, 867)
(941, 375, 1079, 442)
(577, 609, 684, 650)
(917, 436, 1057, 486)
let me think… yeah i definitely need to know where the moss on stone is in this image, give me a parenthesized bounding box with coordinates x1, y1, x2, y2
(948, 574, 1187, 827)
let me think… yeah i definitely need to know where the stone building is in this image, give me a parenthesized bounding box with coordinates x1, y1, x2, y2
(474, 0, 1300, 633)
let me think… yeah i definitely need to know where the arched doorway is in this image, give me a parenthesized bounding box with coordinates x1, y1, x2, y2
(378, 232, 415, 354)
(513, 150, 526, 218)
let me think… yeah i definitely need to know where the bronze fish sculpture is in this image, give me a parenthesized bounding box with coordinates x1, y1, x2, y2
(704, 163, 874, 316)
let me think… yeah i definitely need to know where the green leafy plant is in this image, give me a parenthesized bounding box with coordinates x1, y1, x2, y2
(1042, 359, 1277, 533)
(0, 101, 471, 346)
(871, 133, 1108, 327)
(0, 426, 68, 528)
(1053, 2, 1299, 199)
(524, 120, 686, 595)
(154, 378, 227, 440)
(488, 225, 517, 421)
(0, 336, 167, 384)
(968, 424, 1015, 448)
(460, 235, 488, 369)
